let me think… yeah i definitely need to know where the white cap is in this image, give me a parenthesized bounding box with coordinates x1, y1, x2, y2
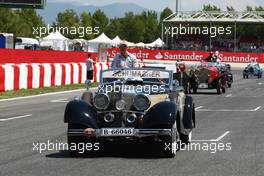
(119, 40, 128, 47)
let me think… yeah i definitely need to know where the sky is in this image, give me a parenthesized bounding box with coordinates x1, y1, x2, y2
(53, 0, 264, 11)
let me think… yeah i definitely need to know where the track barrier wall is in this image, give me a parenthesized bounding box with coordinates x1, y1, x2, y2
(0, 48, 263, 92)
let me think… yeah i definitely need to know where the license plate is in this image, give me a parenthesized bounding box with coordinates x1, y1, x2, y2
(101, 128, 135, 137)
(199, 83, 208, 88)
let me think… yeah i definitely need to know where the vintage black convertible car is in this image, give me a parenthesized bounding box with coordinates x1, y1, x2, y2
(64, 68, 195, 157)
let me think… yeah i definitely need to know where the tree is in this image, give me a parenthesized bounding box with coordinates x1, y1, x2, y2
(0, 8, 45, 38)
(246, 6, 253, 11)
(105, 18, 122, 39)
(17, 9, 45, 37)
(80, 12, 93, 39)
(55, 9, 80, 38)
(118, 12, 145, 42)
(160, 7, 173, 22)
(159, 7, 173, 39)
(227, 6, 235, 11)
(143, 11, 159, 43)
(255, 6, 264, 11)
(92, 9, 108, 36)
(203, 4, 220, 11)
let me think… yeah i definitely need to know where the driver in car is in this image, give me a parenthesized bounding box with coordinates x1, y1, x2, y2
(111, 41, 138, 69)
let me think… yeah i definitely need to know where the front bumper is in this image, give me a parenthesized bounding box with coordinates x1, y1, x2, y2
(68, 129, 172, 137)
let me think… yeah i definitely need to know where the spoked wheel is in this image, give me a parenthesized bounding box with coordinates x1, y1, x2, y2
(217, 80, 222, 95)
(222, 87, 226, 94)
(192, 87, 198, 94)
(180, 131, 192, 144)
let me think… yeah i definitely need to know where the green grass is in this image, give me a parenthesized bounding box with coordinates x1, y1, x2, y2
(0, 83, 98, 99)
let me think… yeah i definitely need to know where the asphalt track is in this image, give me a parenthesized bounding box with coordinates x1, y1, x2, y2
(0, 70, 264, 176)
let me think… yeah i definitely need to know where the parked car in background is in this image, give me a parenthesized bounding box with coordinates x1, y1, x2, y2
(243, 62, 263, 79)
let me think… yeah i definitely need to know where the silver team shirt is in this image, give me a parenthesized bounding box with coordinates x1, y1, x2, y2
(111, 53, 138, 69)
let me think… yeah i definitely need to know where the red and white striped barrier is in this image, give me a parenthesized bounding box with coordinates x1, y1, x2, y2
(0, 62, 109, 92)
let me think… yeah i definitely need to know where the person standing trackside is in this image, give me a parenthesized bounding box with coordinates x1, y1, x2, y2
(86, 53, 94, 80)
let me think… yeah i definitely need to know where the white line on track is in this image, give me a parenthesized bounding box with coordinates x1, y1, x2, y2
(50, 98, 69, 103)
(225, 94, 232, 97)
(253, 106, 262, 111)
(196, 106, 262, 112)
(0, 88, 97, 102)
(0, 114, 32, 122)
(195, 106, 203, 110)
(215, 131, 230, 141)
(192, 131, 230, 142)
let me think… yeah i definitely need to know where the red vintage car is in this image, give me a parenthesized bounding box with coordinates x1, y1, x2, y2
(189, 62, 231, 94)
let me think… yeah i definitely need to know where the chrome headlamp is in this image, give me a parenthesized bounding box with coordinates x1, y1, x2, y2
(93, 93, 110, 110)
(127, 113, 137, 123)
(133, 94, 151, 111)
(104, 113, 115, 123)
(115, 99, 126, 111)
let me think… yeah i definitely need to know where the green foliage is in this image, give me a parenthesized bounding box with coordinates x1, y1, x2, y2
(55, 9, 80, 38)
(1, 5, 264, 42)
(227, 6, 235, 11)
(80, 11, 93, 39)
(203, 4, 221, 11)
(0, 8, 44, 37)
(160, 7, 173, 22)
(91, 9, 108, 36)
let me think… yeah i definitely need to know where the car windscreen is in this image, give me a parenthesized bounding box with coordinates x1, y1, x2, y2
(196, 62, 218, 69)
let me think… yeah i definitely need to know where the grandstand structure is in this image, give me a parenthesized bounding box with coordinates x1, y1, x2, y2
(0, 0, 46, 9)
(162, 11, 264, 52)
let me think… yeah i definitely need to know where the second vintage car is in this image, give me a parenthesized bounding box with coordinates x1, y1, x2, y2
(189, 62, 233, 94)
(64, 67, 195, 157)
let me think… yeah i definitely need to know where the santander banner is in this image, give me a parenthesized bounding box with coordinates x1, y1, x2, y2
(108, 48, 264, 63)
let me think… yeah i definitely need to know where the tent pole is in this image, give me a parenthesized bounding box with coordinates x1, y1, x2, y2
(234, 22, 237, 52)
(209, 22, 212, 52)
(161, 22, 164, 49)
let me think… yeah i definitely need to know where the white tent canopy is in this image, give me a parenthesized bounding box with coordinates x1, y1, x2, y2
(40, 31, 70, 51)
(126, 41, 135, 47)
(42, 31, 69, 40)
(135, 42, 146, 47)
(88, 33, 113, 52)
(73, 38, 87, 43)
(147, 38, 164, 48)
(88, 33, 112, 44)
(111, 36, 122, 46)
(39, 41, 53, 47)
